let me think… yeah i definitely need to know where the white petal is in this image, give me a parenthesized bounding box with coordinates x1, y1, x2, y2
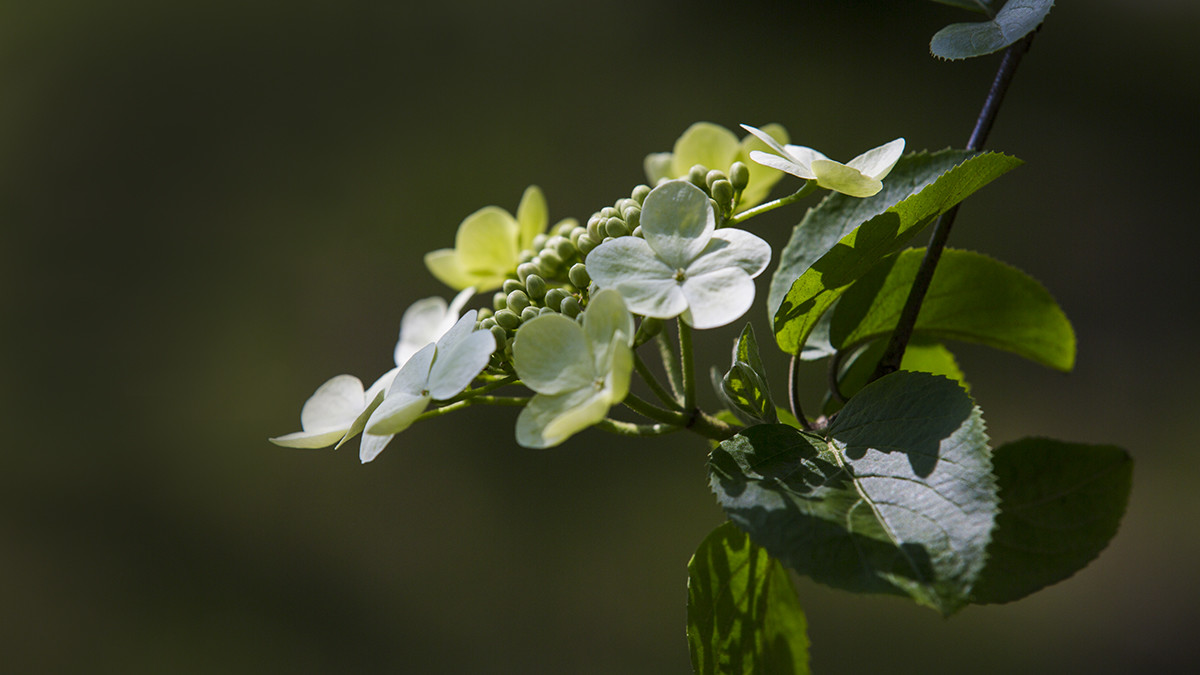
(365, 390, 431, 436)
(586, 237, 675, 286)
(428, 329, 496, 400)
(846, 138, 905, 180)
(513, 314, 594, 394)
(739, 124, 795, 161)
(515, 388, 610, 449)
(601, 336, 633, 404)
(269, 428, 351, 449)
(359, 432, 396, 464)
(395, 296, 449, 367)
(686, 228, 772, 279)
(335, 380, 390, 449)
(436, 310, 479, 353)
(447, 287, 475, 317)
(644, 152, 673, 184)
(387, 343, 437, 397)
(811, 159, 883, 198)
(782, 144, 829, 168)
(639, 181, 715, 269)
(582, 289, 634, 354)
(747, 150, 814, 180)
(680, 268, 758, 329)
(299, 374, 365, 431)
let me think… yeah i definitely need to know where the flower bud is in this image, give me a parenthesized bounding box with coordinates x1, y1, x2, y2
(524, 274, 547, 300)
(568, 263, 590, 288)
(538, 306, 556, 316)
(552, 237, 576, 261)
(632, 226, 642, 238)
(569, 226, 587, 246)
(480, 317, 497, 330)
(554, 219, 577, 236)
(544, 288, 568, 310)
(730, 162, 750, 192)
(587, 215, 604, 241)
(634, 317, 664, 344)
(507, 289, 530, 313)
(521, 306, 540, 322)
(476, 307, 493, 321)
(560, 296, 581, 318)
(688, 164, 708, 188)
(631, 184, 652, 204)
(705, 169, 727, 190)
(711, 179, 734, 206)
(538, 251, 564, 274)
(603, 217, 630, 238)
(623, 206, 640, 230)
(489, 325, 507, 348)
(615, 198, 638, 214)
(600, 206, 619, 220)
(517, 262, 540, 283)
(577, 234, 599, 255)
(503, 278, 525, 295)
(531, 233, 549, 250)
(493, 292, 508, 311)
(494, 309, 521, 330)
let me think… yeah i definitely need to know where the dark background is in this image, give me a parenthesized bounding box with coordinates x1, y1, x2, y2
(4, 0, 1198, 672)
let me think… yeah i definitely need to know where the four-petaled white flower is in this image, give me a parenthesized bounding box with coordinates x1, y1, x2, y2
(270, 289, 477, 455)
(740, 124, 905, 198)
(584, 181, 771, 330)
(512, 289, 634, 448)
(425, 185, 574, 292)
(362, 310, 497, 462)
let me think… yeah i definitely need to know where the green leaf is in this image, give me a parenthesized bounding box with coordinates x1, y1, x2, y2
(931, 0, 1054, 61)
(772, 151, 1022, 354)
(720, 324, 778, 424)
(823, 336, 967, 416)
(711, 372, 997, 615)
(831, 248, 1076, 372)
(927, 0, 996, 15)
(971, 438, 1133, 604)
(688, 522, 810, 675)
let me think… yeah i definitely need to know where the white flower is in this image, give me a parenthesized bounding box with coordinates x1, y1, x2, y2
(584, 181, 771, 330)
(512, 289, 634, 448)
(394, 287, 474, 367)
(740, 124, 905, 198)
(362, 310, 497, 462)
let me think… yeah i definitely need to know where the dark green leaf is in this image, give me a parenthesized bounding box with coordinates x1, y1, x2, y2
(711, 372, 997, 615)
(971, 438, 1133, 604)
(687, 522, 810, 675)
(772, 151, 1022, 354)
(830, 248, 1076, 371)
(720, 324, 777, 424)
(823, 337, 967, 416)
(931, 0, 1054, 60)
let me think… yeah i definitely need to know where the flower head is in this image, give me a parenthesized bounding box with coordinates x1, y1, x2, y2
(394, 287, 474, 367)
(643, 122, 790, 212)
(362, 310, 497, 462)
(512, 289, 634, 448)
(584, 181, 771, 330)
(740, 124, 905, 198)
(425, 186, 570, 292)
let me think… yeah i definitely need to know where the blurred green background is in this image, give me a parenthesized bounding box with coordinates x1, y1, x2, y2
(4, 0, 1198, 672)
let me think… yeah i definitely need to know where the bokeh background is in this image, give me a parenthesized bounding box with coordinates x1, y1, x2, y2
(4, 0, 1198, 672)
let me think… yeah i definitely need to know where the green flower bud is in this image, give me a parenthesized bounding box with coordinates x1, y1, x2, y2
(632, 225, 643, 238)
(634, 316, 664, 344)
(730, 161, 750, 192)
(600, 206, 619, 220)
(568, 262, 590, 288)
(507, 289, 530, 313)
(623, 206, 640, 230)
(476, 307, 493, 321)
(587, 215, 604, 241)
(560, 296, 581, 318)
(492, 292, 508, 311)
(554, 219, 577, 236)
(489, 325, 507, 348)
(711, 179, 734, 206)
(544, 288, 568, 310)
(520, 306, 540, 322)
(538, 251, 564, 273)
(705, 169, 727, 190)
(688, 164, 708, 188)
(524, 274, 548, 300)
(503, 278, 525, 295)
(569, 226, 587, 246)
(631, 184, 652, 204)
(519, 250, 536, 264)
(577, 234, 598, 255)
(504, 336, 515, 359)
(538, 306, 556, 316)
(480, 317, 497, 330)
(517, 262, 540, 283)
(615, 197, 638, 214)
(531, 233, 549, 250)
(494, 309, 521, 330)
(603, 217, 630, 238)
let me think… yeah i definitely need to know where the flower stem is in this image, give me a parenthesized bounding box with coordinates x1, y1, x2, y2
(727, 182, 817, 227)
(871, 31, 1036, 382)
(418, 395, 529, 422)
(596, 418, 682, 437)
(623, 392, 690, 427)
(678, 319, 696, 411)
(633, 352, 685, 411)
(656, 331, 684, 402)
(439, 374, 519, 404)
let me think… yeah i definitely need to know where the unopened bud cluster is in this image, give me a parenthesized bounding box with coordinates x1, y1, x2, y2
(680, 162, 749, 221)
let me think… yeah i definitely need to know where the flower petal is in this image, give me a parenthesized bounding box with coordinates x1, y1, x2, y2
(365, 389, 431, 436)
(686, 228, 772, 279)
(669, 122, 740, 178)
(736, 123, 789, 210)
(299, 374, 365, 431)
(428, 329, 496, 400)
(846, 138, 905, 180)
(513, 314, 594, 394)
(395, 296, 450, 367)
(680, 267, 758, 329)
(739, 124, 794, 162)
(269, 428, 351, 449)
(515, 387, 610, 449)
(639, 181, 715, 268)
(747, 149, 814, 180)
(582, 289, 635, 354)
(359, 432, 395, 463)
(424, 249, 477, 291)
(602, 335, 633, 404)
(644, 152, 673, 184)
(811, 159, 883, 198)
(516, 185, 548, 251)
(388, 342, 437, 397)
(453, 206, 521, 289)
(335, 371, 394, 449)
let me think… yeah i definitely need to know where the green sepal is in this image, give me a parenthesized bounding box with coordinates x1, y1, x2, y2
(687, 521, 810, 675)
(971, 437, 1133, 604)
(710, 371, 997, 616)
(830, 248, 1076, 372)
(771, 150, 1022, 355)
(931, 0, 1054, 61)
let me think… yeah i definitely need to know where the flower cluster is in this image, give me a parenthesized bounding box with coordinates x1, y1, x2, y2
(272, 120, 905, 458)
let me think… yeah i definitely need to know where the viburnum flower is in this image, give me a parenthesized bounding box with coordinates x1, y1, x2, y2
(740, 123, 905, 198)
(425, 185, 573, 292)
(270, 290, 477, 453)
(643, 121, 789, 212)
(362, 310, 496, 462)
(512, 289, 634, 448)
(585, 181, 771, 330)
